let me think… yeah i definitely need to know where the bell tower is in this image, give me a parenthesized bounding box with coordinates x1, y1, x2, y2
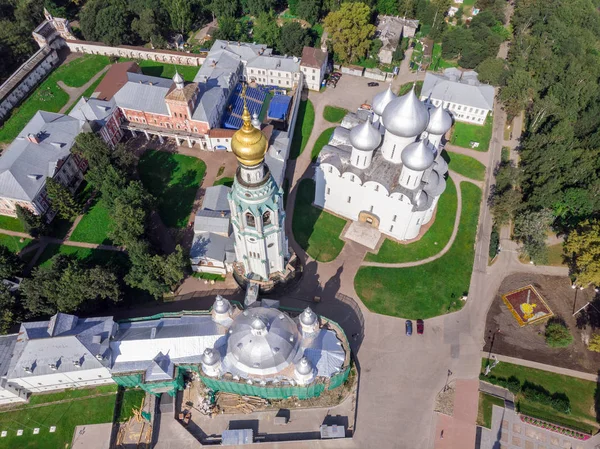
(228, 86, 289, 282)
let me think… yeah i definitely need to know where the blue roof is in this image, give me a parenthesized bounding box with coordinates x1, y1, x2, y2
(267, 95, 292, 121)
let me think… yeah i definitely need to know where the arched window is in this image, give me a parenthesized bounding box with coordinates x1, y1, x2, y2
(263, 211, 272, 225)
(246, 212, 255, 228)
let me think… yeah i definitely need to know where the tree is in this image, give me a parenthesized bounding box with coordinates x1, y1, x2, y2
(0, 245, 23, 279)
(476, 57, 507, 86)
(0, 283, 16, 334)
(253, 11, 280, 49)
(16, 205, 45, 237)
(500, 68, 536, 119)
(296, 0, 321, 25)
(109, 181, 153, 247)
(163, 0, 195, 34)
(132, 9, 164, 46)
(45, 177, 81, 220)
(376, 0, 398, 15)
(210, 0, 239, 18)
(324, 3, 375, 63)
(513, 209, 553, 264)
(278, 21, 312, 56)
(215, 16, 249, 41)
(80, 0, 132, 46)
(370, 38, 383, 59)
(288, 0, 299, 15)
(565, 219, 600, 287)
(588, 334, 600, 352)
(545, 321, 573, 348)
(246, 0, 276, 17)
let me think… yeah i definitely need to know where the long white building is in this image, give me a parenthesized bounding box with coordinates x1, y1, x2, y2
(314, 85, 452, 241)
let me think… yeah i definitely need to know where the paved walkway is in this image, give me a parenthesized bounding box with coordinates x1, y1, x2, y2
(444, 144, 489, 165)
(479, 381, 515, 402)
(434, 379, 479, 449)
(58, 65, 111, 114)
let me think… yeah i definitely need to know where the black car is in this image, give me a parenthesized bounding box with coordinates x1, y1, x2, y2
(405, 320, 413, 336)
(367, 82, 379, 87)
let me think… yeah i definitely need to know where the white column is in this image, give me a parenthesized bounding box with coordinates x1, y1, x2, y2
(130, 130, 137, 138)
(175, 137, 181, 146)
(187, 137, 192, 148)
(158, 134, 164, 144)
(143, 130, 150, 141)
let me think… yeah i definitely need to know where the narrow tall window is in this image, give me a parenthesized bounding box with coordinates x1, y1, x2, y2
(370, 205, 374, 212)
(393, 215, 397, 222)
(347, 196, 351, 203)
(263, 211, 271, 225)
(407, 175, 411, 184)
(390, 225, 394, 232)
(246, 213, 255, 228)
(328, 166, 333, 173)
(326, 187, 330, 195)
(417, 219, 421, 225)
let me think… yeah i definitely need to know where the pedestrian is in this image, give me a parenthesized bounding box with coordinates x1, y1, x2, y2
(440, 430, 444, 439)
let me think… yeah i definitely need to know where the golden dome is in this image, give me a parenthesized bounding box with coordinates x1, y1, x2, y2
(231, 101, 268, 166)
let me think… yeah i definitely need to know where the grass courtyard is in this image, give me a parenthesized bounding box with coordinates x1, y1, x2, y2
(444, 151, 486, 181)
(292, 179, 346, 262)
(477, 392, 505, 428)
(311, 127, 335, 162)
(355, 182, 482, 319)
(118, 58, 200, 81)
(138, 150, 206, 228)
(323, 105, 347, 123)
(365, 177, 457, 263)
(69, 198, 114, 244)
(0, 385, 118, 449)
(213, 177, 234, 187)
(450, 116, 493, 152)
(0, 235, 32, 253)
(289, 100, 315, 159)
(0, 216, 24, 232)
(397, 81, 423, 97)
(481, 359, 599, 434)
(36, 243, 126, 268)
(0, 55, 110, 144)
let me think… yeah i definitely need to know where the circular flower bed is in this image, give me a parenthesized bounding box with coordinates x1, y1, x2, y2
(520, 415, 590, 441)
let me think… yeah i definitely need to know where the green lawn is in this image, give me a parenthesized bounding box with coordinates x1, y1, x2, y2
(396, 81, 424, 96)
(365, 177, 457, 263)
(69, 198, 114, 244)
(36, 243, 125, 268)
(56, 55, 110, 88)
(431, 43, 458, 71)
(444, 151, 486, 181)
(118, 58, 200, 81)
(477, 392, 505, 428)
(213, 177, 234, 187)
(481, 359, 599, 433)
(289, 100, 315, 159)
(116, 388, 146, 422)
(0, 216, 24, 232)
(0, 235, 32, 253)
(0, 387, 117, 449)
(65, 73, 107, 114)
(355, 182, 481, 318)
(138, 150, 206, 228)
(292, 179, 346, 262)
(323, 105, 347, 123)
(311, 127, 335, 162)
(450, 115, 493, 152)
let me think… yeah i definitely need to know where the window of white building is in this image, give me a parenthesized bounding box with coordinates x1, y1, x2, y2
(327, 187, 330, 194)
(393, 215, 397, 222)
(390, 225, 394, 232)
(347, 196, 351, 203)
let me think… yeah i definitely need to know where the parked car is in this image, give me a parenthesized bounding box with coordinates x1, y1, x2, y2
(417, 319, 424, 335)
(405, 320, 413, 336)
(332, 72, 342, 78)
(367, 82, 379, 87)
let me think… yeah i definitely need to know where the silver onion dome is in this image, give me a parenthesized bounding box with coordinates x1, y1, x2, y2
(300, 307, 317, 326)
(227, 307, 300, 375)
(251, 112, 261, 129)
(424, 169, 446, 196)
(295, 356, 313, 375)
(372, 85, 396, 116)
(213, 296, 230, 314)
(434, 156, 448, 174)
(349, 119, 381, 152)
(426, 104, 453, 135)
(382, 86, 429, 137)
(202, 348, 220, 366)
(401, 139, 435, 171)
(416, 190, 429, 208)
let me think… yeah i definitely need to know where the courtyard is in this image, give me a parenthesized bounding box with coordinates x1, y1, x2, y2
(289, 100, 315, 159)
(450, 115, 494, 152)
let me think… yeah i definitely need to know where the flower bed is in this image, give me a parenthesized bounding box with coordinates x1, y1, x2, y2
(520, 415, 591, 440)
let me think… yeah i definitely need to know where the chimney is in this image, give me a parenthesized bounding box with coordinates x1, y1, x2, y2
(27, 133, 39, 144)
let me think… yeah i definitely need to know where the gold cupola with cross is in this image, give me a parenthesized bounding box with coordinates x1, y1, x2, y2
(231, 85, 268, 166)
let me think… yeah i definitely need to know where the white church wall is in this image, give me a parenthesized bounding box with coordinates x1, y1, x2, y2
(380, 132, 416, 163)
(399, 166, 423, 189)
(9, 367, 114, 393)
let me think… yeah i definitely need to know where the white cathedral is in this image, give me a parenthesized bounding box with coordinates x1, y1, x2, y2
(314, 85, 453, 241)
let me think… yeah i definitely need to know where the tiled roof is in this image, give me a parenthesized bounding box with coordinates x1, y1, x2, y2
(300, 47, 327, 69)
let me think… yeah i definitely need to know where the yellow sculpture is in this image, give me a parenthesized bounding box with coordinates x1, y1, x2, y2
(231, 84, 268, 166)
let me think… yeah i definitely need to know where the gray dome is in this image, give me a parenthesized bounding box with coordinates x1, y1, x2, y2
(300, 307, 317, 326)
(295, 356, 313, 375)
(213, 296, 230, 314)
(401, 139, 435, 171)
(349, 119, 381, 152)
(372, 85, 396, 116)
(227, 307, 299, 375)
(416, 191, 429, 208)
(424, 169, 446, 196)
(426, 105, 453, 135)
(202, 348, 220, 366)
(382, 86, 429, 137)
(434, 157, 448, 174)
(251, 112, 261, 129)
(173, 71, 184, 85)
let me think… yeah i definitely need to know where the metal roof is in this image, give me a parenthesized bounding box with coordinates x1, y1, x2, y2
(401, 139, 435, 171)
(194, 210, 230, 234)
(349, 119, 381, 152)
(113, 73, 173, 115)
(0, 111, 82, 201)
(421, 71, 495, 111)
(202, 185, 231, 211)
(69, 97, 117, 129)
(0, 335, 17, 378)
(382, 87, 429, 137)
(190, 231, 234, 263)
(247, 55, 299, 73)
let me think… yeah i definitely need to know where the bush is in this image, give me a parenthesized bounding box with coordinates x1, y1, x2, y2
(545, 321, 573, 348)
(507, 376, 521, 394)
(481, 373, 521, 394)
(521, 382, 571, 414)
(489, 225, 500, 258)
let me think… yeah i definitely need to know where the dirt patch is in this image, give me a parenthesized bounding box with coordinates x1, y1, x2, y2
(484, 273, 600, 374)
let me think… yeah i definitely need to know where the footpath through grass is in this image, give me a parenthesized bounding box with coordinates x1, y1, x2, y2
(0, 235, 32, 253)
(481, 359, 599, 434)
(0, 216, 24, 232)
(311, 127, 335, 162)
(289, 100, 315, 159)
(138, 150, 206, 228)
(118, 58, 200, 81)
(65, 73, 107, 114)
(292, 179, 346, 262)
(355, 182, 482, 318)
(0, 55, 110, 144)
(366, 177, 457, 263)
(450, 115, 493, 152)
(444, 151, 486, 181)
(70, 198, 114, 244)
(477, 392, 505, 428)
(323, 105, 347, 123)
(0, 385, 117, 449)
